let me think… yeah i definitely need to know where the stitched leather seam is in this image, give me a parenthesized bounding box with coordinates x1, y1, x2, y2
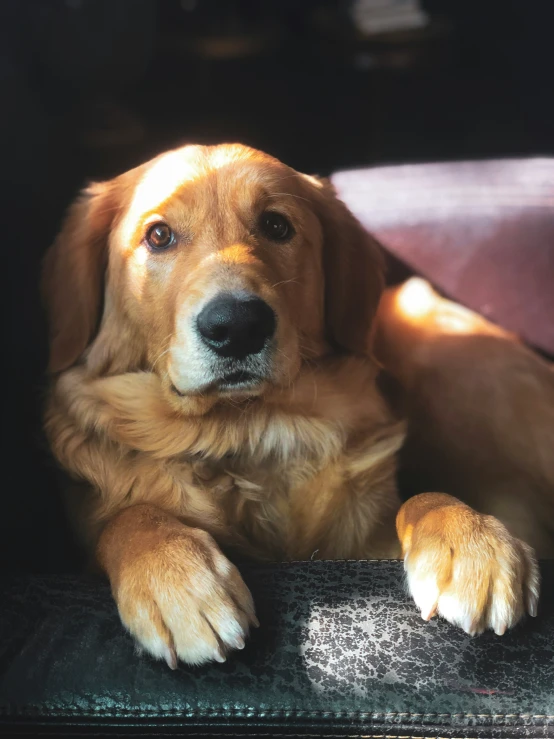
(0, 734, 517, 738)
(147, 735, 516, 739)
(0, 734, 518, 738)
(1, 708, 552, 720)
(135, 735, 542, 739)
(0, 730, 549, 739)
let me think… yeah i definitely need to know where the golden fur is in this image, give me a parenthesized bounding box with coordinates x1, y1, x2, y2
(42, 144, 552, 667)
(377, 279, 554, 557)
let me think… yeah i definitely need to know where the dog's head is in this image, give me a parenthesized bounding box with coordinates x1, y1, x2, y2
(43, 144, 383, 408)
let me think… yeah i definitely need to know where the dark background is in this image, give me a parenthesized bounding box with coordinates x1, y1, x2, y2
(1, 0, 553, 573)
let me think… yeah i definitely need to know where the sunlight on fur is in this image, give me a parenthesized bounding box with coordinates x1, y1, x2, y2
(395, 277, 435, 318)
(394, 277, 511, 336)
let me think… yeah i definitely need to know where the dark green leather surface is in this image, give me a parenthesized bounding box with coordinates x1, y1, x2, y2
(1, 561, 553, 737)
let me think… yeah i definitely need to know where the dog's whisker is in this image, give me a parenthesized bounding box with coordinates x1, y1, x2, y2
(151, 348, 171, 371)
(266, 193, 311, 203)
(275, 347, 291, 363)
(271, 278, 300, 289)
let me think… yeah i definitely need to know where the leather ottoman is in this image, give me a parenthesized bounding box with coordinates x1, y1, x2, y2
(1, 561, 553, 738)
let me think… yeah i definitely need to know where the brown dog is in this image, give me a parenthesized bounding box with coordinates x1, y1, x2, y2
(43, 143, 552, 668)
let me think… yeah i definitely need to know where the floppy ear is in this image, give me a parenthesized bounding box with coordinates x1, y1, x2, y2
(42, 180, 119, 373)
(309, 177, 385, 355)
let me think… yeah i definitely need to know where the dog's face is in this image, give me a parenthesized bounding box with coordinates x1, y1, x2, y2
(111, 145, 326, 400)
(43, 144, 383, 409)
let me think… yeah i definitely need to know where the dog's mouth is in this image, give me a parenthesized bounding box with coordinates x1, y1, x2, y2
(171, 371, 264, 398)
(218, 370, 260, 389)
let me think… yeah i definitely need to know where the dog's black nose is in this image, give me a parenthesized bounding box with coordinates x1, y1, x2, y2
(196, 293, 276, 359)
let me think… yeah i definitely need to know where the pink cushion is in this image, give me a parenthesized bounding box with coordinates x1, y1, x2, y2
(331, 159, 554, 354)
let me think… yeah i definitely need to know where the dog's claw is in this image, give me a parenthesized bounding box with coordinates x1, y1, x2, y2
(214, 649, 227, 663)
(163, 646, 178, 670)
(421, 603, 437, 621)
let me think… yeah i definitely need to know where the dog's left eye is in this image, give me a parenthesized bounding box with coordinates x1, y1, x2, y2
(146, 222, 175, 250)
(259, 211, 294, 242)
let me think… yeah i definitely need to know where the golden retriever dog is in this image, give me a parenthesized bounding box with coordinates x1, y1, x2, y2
(42, 143, 554, 669)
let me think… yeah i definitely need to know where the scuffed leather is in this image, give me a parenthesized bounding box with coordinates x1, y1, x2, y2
(1, 560, 553, 737)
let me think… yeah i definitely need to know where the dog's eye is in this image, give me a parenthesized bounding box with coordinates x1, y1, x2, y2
(146, 222, 174, 250)
(259, 211, 294, 242)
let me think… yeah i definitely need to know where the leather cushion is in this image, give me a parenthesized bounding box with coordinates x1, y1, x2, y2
(1, 560, 553, 737)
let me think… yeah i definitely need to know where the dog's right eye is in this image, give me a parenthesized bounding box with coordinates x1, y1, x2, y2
(146, 222, 175, 250)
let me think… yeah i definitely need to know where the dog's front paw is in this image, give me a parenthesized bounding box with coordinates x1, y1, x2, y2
(399, 494, 540, 635)
(112, 527, 257, 668)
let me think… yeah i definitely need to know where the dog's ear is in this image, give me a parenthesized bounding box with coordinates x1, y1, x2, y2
(305, 176, 385, 355)
(42, 179, 120, 373)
